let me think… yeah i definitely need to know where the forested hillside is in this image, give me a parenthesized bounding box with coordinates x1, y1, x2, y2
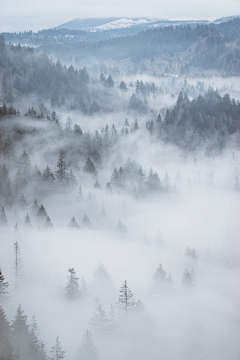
(1, 15, 240, 360)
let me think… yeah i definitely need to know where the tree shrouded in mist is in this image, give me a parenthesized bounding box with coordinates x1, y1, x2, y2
(64, 268, 81, 301)
(90, 303, 117, 334)
(50, 337, 65, 360)
(13, 241, 24, 289)
(77, 330, 100, 360)
(116, 280, 136, 316)
(0, 269, 9, 302)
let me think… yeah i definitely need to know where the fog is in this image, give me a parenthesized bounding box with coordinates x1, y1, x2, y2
(1, 113, 240, 359)
(1, 21, 240, 360)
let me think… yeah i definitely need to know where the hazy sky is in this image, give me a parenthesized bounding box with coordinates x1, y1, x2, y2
(1, 0, 240, 32)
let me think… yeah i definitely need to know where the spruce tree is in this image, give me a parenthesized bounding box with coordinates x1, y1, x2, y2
(13, 241, 24, 289)
(24, 213, 32, 228)
(0, 269, 9, 302)
(90, 304, 117, 334)
(50, 337, 65, 360)
(116, 280, 135, 316)
(82, 215, 90, 227)
(68, 217, 80, 228)
(64, 268, 81, 301)
(0, 306, 11, 348)
(0, 206, 8, 226)
(77, 330, 99, 360)
(44, 216, 53, 228)
(11, 304, 30, 358)
(83, 158, 96, 175)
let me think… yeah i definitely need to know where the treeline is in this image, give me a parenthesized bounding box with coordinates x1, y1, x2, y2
(0, 37, 89, 105)
(39, 23, 240, 73)
(147, 89, 240, 150)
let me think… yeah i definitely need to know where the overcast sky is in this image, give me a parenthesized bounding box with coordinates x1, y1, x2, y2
(1, 0, 240, 32)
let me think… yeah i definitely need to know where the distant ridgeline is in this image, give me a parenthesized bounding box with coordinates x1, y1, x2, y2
(37, 20, 240, 75)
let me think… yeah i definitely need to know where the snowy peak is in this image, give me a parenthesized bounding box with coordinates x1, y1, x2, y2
(89, 18, 157, 31)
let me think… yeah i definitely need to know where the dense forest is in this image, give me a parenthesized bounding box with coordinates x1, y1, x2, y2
(1, 16, 240, 360)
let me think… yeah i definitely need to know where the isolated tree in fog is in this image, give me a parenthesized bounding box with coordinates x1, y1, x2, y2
(182, 268, 196, 287)
(24, 213, 32, 228)
(83, 157, 96, 175)
(77, 330, 99, 360)
(0, 268, 9, 302)
(50, 337, 65, 360)
(64, 268, 80, 300)
(0, 206, 8, 226)
(13, 241, 24, 288)
(68, 217, 80, 228)
(150, 263, 174, 294)
(116, 280, 135, 315)
(55, 152, 68, 184)
(90, 304, 117, 334)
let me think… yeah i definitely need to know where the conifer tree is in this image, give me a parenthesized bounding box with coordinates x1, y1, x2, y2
(0, 306, 11, 351)
(116, 220, 127, 234)
(0, 339, 15, 360)
(82, 215, 90, 227)
(11, 304, 30, 357)
(50, 337, 65, 360)
(0, 206, 8, 226)
(18, 193, 28, 209)
(78, 185, 84, 202)
(68, 217, 80, 228)
(93, 179, 101, 189)
(182, 268, 196, 287)
(13, 241, 24, 289)
(24, 213, 32, 228)
(36, 205, 47, 223)
(64, 268, 81, 301)
(83, 158, 96, 175)
(0, 269, 9, 302)
(43, 166, 55, 184)
(31, 199, 39, 215)
(45, 216, 53, 228)
(77, 330, 100, 360)
(90, 304, 117, 334)
(116, 280, 135, 316)
(55, 152, 68, 185)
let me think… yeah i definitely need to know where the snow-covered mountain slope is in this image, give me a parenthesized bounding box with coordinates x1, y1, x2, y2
(88, 18, 158, 31)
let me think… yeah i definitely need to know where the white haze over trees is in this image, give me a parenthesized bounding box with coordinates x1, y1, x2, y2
(0, 16, 240, 360)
